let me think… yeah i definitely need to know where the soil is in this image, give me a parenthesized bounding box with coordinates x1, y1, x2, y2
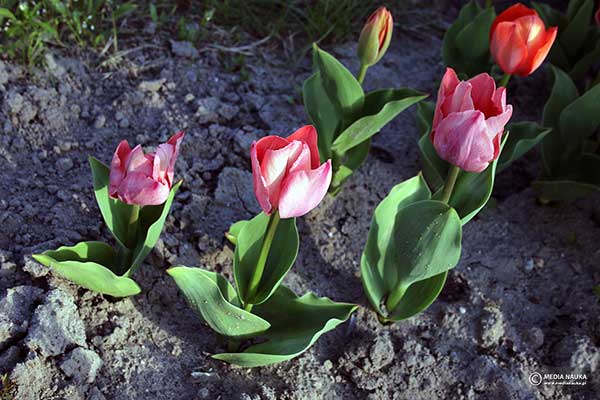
(1, 2, 599, 399)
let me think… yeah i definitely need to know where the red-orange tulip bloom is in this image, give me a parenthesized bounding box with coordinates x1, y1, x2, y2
(595, 1, 600, 25)
(490, 3, 557, 77)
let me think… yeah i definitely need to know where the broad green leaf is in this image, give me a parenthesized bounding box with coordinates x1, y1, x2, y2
(437, 135, 507, 225)
(234, 213, 299, 305)
(225, 219, 249, 245)
(361, 196, 461, 321)
(332, 89, 427, 154)
(32, 242, 141, 297)
(312, 44, 364, 117)
(533, 179, 600, 202)
(569, 38, 600, 82)
(329, 139, 371, 195)
(532, 2, 567, 27)
(540, 67, 579, 176)
(128, 181, 182, 274)
(542, 66, 579, 129)
(213, 285, 357, 367)
(455, 7, 495, 61)
(167, 266, 270, 338)
(497, 122, 551, 172)
(558, 83, 600, 156)
(303, 72, 339, 162)
(442, 0, 494, 77)
(415, 101, 435, 139)
(561, 0, 593, 57)
(89, 156, 132, 248)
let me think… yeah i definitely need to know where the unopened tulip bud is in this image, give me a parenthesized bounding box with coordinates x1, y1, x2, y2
(357, 7, 393, 68)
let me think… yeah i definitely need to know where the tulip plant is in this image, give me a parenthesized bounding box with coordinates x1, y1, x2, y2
(168, 126, 357, 367)
(533, 0, 600, 85)
(303, 7, 427, 194)
(362, 69, 513, 322)
(534, 66, 600, 201)
(32, 132, 185, 297)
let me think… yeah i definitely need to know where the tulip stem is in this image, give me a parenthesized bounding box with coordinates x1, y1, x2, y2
(126, 205, 140, 250)
(357, 64, 368, 85)
(441, 165, 460, 204)
(498, 73, 511, 88)
(243, 210, 281, 312)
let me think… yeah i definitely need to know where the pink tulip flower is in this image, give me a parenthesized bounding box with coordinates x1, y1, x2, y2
(431, 68, 513, 173)
(251, 126, 332, 219)
(109, 131, 184, 206)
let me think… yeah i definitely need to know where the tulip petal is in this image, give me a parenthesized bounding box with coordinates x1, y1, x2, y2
(433, 68, 460, 129)
(254, 135, 290, 161)
(288, 143, 312, 175)
(486, 104, 513, 139)
(278, 160, 332, 219)
(261, 141, 303, 206)
(287, 125, 320, 168)
(109, 140, 131, 198)
(491, 22, 528, 75)
(165, 131, 185, 185)
(433, 111, 493, 173)
(117, 171, 171, 206)
(442, 81, 474, 116)
(490, 3, 537, 38)
(251, 142, 273, 214)
(523, 26, 557, 76)
(468, 73, 500, 118)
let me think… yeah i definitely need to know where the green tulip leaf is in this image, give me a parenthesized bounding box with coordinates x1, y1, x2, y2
(32, 241, 141, 297)
(303, 72, 339, 162)
(442, 0, 494, 77)
(497, 122, 551, 173)
(436, 134, 508, 225)
(89, 156, 133, 248)
(225, 219, 249, 245)
(167, 266, 270, 338)
(234, 213, 299, 306)
(128, 180, 182, 275)
(561, 0, 593, 58)
(213, 285, 357, 367)
(361, 187, 462, 321)
(331, 88, 427, 154)
(569, 38, 600, 82)
(330, 139, 371, 195)
(531, 2, 566, 27)
(533, 179, 600, 202)
(416, 101, 436, 139)
(558, 82, 600, 155)
(312, 44, 364, 118)
(415, 101, 447, 191)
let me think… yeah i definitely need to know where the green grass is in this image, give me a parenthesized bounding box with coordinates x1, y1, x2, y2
(0, 0, 394, 67)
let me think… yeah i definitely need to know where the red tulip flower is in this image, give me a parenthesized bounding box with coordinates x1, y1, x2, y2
(357, 7, 393, 68)
(251, 126, 332, 219)
(109, 131, 184, 206)
(432, 68, 513, 173)
(596, 1, 600, 25)
(490, 3, 557, 77)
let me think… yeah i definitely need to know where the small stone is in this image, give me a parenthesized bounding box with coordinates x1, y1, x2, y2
(195, 97, 220, 124)
(524, 258, 534, 272)
(7, 91, 24, 114)
(23, 255, 50, 278)
(0, 60, 8, 85)
(525, 327, 544, 349)
(10, 352, 54, 399)
(218, 103, 239, 120)
(60, 347, 103, 383)
(0, 286, 44, 348)
(369, 332, 394, 370)
(119, 117, 130, 128)
(480, 306, 504, 348)
(169, 40, 198, 58)
(93, 115, 106, 129)
(56, 157, 73, 172)
(197, 388, 210, 399)
(215, 167, 260, 213)
(184, 93, 195, 103)
(26, 289, 87, 357)
(323, 360, 333, 370)
(138, 78, 166, 92)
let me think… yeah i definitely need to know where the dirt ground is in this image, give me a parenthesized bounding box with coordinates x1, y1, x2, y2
(1, 2, 599, 399)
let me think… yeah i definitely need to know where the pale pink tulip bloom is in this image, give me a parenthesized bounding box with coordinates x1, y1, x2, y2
(109, 131, 184, 206)
(251, 125, 332, 219)
(432, 68, 513, 173)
